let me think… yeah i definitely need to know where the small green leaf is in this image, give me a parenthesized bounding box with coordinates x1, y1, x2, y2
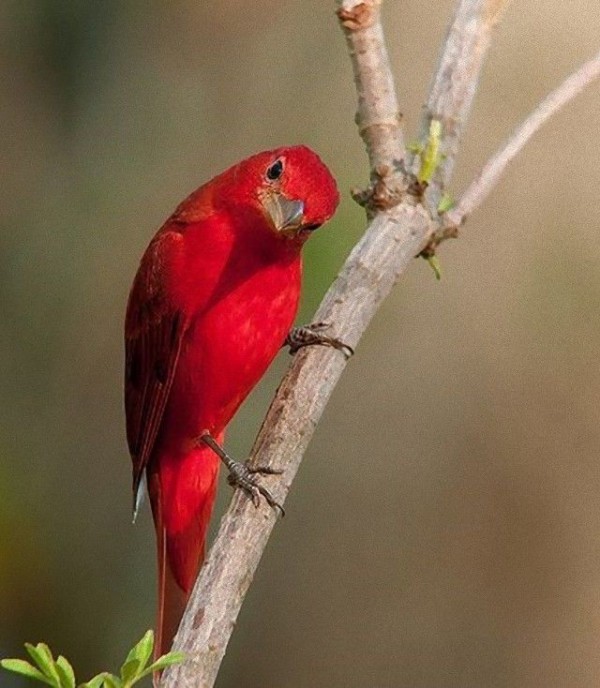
(426, 254, 442, 280)
(1, 658, 54, 685)
(102, 674, 122, 688)
(56, 656, 76, 688)
(437, 193, 455, 214)
(407, 141, 422, 154)
(119, 659, 141, 684)
(418, 119, 442, 184)
(79, 672, 111, 688)
(139, 651, 186, 680)
(124, 630, 153, 672)
(81, 674, 121, 688)
(25, 643, 52, 672)
(25, 644, 61, 685)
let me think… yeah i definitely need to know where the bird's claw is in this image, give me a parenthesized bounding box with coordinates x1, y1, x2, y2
(285, 321, 354, 359)
(199, 433, 285, 516)
(226, 460, 285, 517)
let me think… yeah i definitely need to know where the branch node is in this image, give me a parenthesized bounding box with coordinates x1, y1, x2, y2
(351, 164, 406, 212)
(336, 0, 379, 31)
(419, 223, 460, 262)
(357, 114, 404, 139)
(406, 177, 427, 200)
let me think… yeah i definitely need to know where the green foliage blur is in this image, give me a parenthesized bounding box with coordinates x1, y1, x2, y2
(2, 1, 600, 687)
(1, 630, 183, 687)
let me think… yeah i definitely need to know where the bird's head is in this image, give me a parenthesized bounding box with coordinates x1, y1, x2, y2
(221, 145, 340, 243)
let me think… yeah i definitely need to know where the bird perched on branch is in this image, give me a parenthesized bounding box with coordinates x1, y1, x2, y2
(124, 145, 341, 660)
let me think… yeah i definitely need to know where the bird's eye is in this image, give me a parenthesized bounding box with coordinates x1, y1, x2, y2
(266, 158, 284, 181)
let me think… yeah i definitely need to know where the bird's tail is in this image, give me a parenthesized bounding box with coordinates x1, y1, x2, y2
(149, 438, 222, 669)
(154, 522, 188, 668)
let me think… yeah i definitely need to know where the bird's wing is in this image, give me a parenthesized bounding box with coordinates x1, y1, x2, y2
(124, 230, 187, 513)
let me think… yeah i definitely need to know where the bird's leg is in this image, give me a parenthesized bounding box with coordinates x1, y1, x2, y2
(284, 321, 354, 358)
(199, 433, 285, 516)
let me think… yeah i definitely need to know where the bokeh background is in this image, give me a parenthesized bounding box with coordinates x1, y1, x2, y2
(2, 1, 600, 686)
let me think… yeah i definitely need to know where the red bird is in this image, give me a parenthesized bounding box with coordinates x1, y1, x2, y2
(124, 146, 340, 657)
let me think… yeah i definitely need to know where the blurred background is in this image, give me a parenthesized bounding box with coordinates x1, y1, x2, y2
(2, 1, 600, 686)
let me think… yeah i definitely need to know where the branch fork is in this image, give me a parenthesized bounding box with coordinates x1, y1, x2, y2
(160, 2, 600, 685)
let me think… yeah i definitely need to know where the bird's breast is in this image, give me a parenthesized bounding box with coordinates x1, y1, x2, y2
(169, 257, 302, 439)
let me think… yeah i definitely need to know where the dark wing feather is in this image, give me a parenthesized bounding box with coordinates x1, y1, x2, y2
(124, 230, 187, 509)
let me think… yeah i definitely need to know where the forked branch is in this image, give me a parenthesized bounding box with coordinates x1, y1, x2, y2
(160, 2, 599, 686)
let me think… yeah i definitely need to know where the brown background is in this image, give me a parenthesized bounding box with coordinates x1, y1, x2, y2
(2, 1, 600, 686)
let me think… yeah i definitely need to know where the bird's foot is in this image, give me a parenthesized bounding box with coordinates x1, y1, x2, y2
(226, 462, 285, 517)
(200, 433, 285, 516)
(285, 322, 354, 358)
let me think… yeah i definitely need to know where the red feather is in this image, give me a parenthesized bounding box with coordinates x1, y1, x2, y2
(124, 145, 339, 660)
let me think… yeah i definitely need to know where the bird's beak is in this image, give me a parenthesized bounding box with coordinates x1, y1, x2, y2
(262, 193, 305, 236)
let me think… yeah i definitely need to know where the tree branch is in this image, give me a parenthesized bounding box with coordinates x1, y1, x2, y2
(160, 2, 425, 685)
(161, 207, 431, 688)
(160, 1, 516, 686)
(416, 0, 512, 198)
(444, 49, 600, 228)
(337, 0, 405, 172)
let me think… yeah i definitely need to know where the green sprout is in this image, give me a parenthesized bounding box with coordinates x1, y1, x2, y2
(417, 119, 443, 185)
(437, 192, 455, 214)
(425, 254, 442, 280)
(1, 630, 184, 688)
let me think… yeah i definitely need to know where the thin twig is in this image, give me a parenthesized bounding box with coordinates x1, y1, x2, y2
(416, 0, 512, 199)
(445, 49, 600, 227)
(337, 0, 405, 173)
